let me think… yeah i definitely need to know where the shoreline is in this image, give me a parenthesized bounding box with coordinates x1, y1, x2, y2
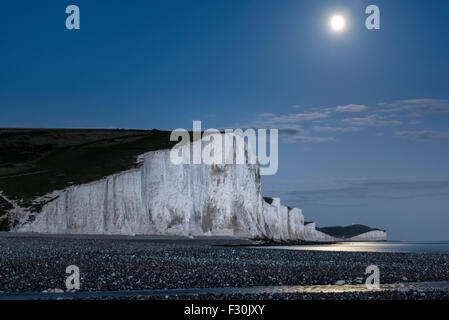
(2, 281, 449, 300)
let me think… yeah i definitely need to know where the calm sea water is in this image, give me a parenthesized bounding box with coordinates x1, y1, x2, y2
(267, 241, 449, 254)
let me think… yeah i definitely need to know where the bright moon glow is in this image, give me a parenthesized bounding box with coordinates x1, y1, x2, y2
(330, 15, 345, 31)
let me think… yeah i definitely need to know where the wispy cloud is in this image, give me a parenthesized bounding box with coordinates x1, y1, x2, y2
(276, 124, 335, 143)
(342, 115, 401, 127)
(248, 98, 448, 143)
(258, 113, 275, 117)
(284, 178, 449, 203)
(395, 130, 449, 141)
(246, 113, 335, 143)
(281, 135, 336, 143)
(377, 99, 449, 114)
(270, 112, 329, 123)
(277, 123, 309, 136)
(335, 104, 368, 112)
(313, 126, 364, 132)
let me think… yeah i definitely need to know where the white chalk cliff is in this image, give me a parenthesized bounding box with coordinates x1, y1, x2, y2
(8, 143, 386, 241)
(14, 147, 306, 240)
(348, 230, 387, 241)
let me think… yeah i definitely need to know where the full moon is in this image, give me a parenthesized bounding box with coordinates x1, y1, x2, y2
(330, 15, 345, 31)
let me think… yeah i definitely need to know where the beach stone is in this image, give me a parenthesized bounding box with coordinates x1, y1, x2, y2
(49, 288, 64, 293)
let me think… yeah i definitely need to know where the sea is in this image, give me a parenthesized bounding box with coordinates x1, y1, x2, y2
(266, 241, 449, 254)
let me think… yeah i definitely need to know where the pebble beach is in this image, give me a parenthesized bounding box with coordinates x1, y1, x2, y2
(0, 233, 448, 300)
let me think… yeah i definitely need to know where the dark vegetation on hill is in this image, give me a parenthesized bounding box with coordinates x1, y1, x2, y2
(0, 128, 180, 230)
(317, 224, 385, 238)
(263, 197, 273, 205)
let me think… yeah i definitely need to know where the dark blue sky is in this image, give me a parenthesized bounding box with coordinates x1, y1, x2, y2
(1, 0, 448, 240)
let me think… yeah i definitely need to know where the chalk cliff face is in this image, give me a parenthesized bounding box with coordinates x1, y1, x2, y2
(303, 223, 387, 241)
(16, 148, 306, 240)
(348, 230, 387, 241)
(5, 141, 386, 241)
(304, 223, 337, 241)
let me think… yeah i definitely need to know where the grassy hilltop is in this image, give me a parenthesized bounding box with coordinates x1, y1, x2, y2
(0, 128, 177, 229)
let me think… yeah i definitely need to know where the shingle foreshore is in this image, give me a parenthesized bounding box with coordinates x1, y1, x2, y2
(0, 235, 448, 299)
